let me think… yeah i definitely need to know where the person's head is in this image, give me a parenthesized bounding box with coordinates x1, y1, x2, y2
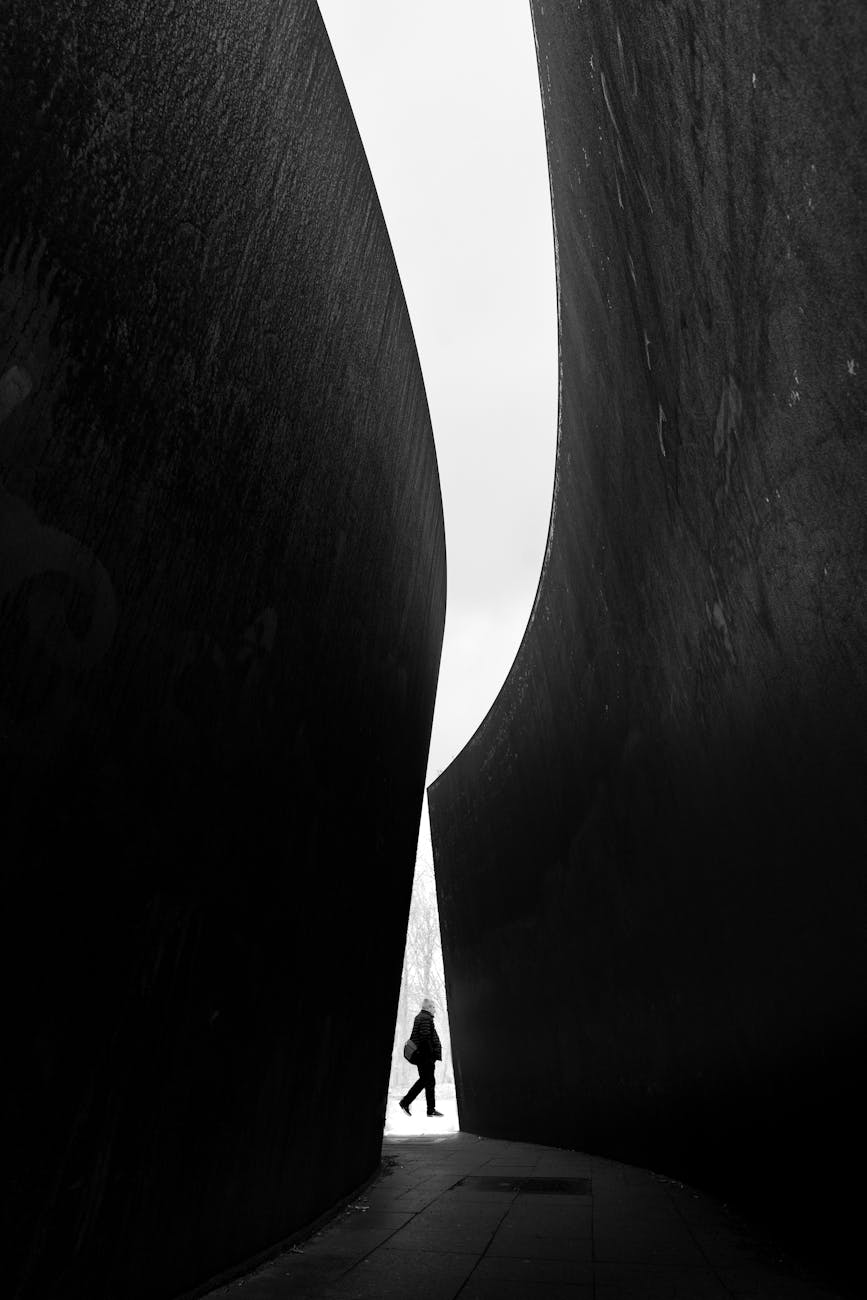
(421, 997, 435, 1015)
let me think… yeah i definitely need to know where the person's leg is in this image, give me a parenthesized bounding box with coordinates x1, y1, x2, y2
(422, 1061, 437, 1114)
(404, 1076, 424, 1104)
(401, 1065, 426, 1110)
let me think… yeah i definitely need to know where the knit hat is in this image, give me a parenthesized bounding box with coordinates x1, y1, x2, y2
(421, 998, 436, 1015)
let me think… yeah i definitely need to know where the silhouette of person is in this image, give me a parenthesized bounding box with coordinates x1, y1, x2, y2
(399, 997, 443, 1117)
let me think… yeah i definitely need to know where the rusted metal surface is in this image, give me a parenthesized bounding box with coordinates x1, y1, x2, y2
(431, 1, 865, 1284)
(1, 3, 445, 1296)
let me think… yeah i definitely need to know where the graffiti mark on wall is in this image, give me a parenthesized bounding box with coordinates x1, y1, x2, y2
(170, 605, 280, 766)
(0, 363, 33, 422)
(0, 233, 117, 725)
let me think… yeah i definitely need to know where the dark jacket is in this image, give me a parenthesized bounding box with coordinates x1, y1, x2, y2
(411, 1010, 442, 1063)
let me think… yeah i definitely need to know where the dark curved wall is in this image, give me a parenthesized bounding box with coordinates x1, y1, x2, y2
(1, 3, 445, 1297)
(430, 0, 865, 1279)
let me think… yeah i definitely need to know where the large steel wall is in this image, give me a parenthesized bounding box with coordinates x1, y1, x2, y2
(1, 3, 445, 1297)
(430, 0, 865, 1278)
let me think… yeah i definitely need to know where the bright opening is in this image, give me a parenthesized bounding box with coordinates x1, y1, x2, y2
(317, 1, 558, 1133)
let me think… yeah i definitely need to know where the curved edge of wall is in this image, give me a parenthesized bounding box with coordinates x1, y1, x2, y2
(429, 0, 866, 1285)
(175, 1157, 387, 1300)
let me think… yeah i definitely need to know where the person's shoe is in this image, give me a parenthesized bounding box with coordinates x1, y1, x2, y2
(427, 1109, 444, 1117)
(399, 1099, 411, 1115)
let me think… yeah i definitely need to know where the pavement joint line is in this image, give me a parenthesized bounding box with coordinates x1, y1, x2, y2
(332, 1170, 472, 1284)
(661, 1174, 736, 1295)
(450, 1188, 525, 1299)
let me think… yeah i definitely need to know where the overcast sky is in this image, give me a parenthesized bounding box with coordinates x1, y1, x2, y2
(317, 0, 557, 811)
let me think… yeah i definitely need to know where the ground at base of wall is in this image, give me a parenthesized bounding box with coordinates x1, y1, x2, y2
(201, 1132, 853, 1299)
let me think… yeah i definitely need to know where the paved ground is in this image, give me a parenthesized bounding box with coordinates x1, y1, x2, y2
(205, 1133, 849, 1299)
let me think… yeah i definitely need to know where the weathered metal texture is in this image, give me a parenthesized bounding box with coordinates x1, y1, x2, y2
(1, 3, 445, 1297)
(430, 0, 865, 1277)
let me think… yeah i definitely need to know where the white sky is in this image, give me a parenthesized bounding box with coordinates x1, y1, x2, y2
(316, 1, 557, 799)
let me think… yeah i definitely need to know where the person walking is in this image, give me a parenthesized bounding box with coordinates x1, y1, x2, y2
(399, 997, 443, 1117)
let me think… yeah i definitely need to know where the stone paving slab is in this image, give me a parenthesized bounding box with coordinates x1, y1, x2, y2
(317, 1247, 478, 1300)
(459, 1279, 592, 1299)
(203, 1133, 851, 1299)
(470, 1254, 593, 1287)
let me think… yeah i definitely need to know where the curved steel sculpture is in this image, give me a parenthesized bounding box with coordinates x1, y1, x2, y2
(430, 0, 865, 1282)
(1, 3, 445, 1296)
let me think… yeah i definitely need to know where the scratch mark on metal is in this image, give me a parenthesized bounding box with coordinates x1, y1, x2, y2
(657, 403, 667, 457)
